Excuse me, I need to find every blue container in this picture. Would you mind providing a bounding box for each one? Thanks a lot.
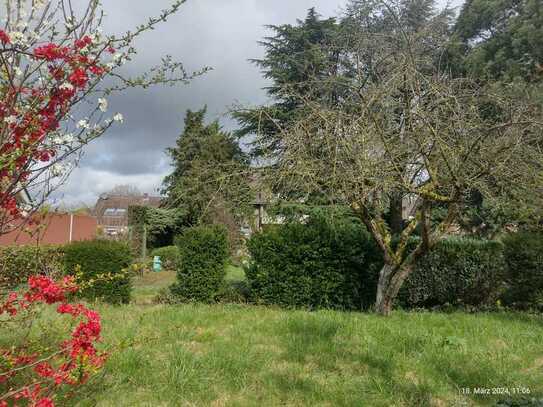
[153,256,162,272]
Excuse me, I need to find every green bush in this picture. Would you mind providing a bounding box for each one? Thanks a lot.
[63,240,133,304]
[502,231,543,310]
[150,246,179,270]
[400,238,507,308]
[246,216,380,310]
[0,245,65,288]
[170,225,229,302]
[216,280,251,303]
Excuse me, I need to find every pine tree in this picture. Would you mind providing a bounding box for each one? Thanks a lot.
[232,8,344,160]
[453,0,543,82]
[163,108,252,229]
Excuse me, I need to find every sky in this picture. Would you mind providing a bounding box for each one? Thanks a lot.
[54,0,463,208]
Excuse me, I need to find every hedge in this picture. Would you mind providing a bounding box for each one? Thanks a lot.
[0,245,65,288]
[400,238,507,308]
[150,246,179,270]
[170,225,229,302]
[63,240,133,304]
[502,231,543,310]
[246,216,380,310]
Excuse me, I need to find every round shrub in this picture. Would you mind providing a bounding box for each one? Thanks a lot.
[170,225,229,302]
[0,245,65,288]
[63,240,133,304]
[150,246,179,270]
[246,216,380,310]
[502,231,543,310]
[400,238,507,308]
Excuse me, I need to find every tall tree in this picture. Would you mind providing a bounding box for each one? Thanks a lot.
[233,8,344,161]
[267,0,543,315]
[453,0,543,82]
[163,108,252,233]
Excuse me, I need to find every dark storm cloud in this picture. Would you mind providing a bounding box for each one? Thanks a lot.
[56,0,462,206]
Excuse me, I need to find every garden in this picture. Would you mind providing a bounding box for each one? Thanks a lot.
[1,0,543,406]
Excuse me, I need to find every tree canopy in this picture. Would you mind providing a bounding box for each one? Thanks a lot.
[453,0,543,82]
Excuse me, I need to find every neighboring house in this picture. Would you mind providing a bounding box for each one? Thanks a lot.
[0,212,97,246]
[93,193,161,237]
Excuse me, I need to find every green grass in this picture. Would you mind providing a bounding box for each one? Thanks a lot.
[5,270,542,406]
[63,271,543,406]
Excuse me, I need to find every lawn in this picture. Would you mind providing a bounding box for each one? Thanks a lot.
[63,270,543,407]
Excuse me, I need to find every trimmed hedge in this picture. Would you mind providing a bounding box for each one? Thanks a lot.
[170,225,229,302]
[150,246,179,270]
[246,217,380,310]
[502,231,543,310]
[400,238,507,308]
[0,245,65,288]
[63,240,133,304]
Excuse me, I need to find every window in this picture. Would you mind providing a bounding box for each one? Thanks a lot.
[103,208,127,216]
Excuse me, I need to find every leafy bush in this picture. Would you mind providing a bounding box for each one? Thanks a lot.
[63,240,133,304]
[170,225,229,302]
[0,275,106,406]
[150,246,179,270]
[502,232,543,310]
[0,245,65,288]
[400,238,507,308]
[246,216,380,310]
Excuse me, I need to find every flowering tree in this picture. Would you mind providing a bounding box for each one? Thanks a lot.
[0,276,105,406]
[0,1,202,404]
[0,0,204,235]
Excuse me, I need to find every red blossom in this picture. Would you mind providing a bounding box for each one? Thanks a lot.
[0,30,10,44]
[68,68,89,88]
[1,276,106,406]
[36,398,55,407]
[74,36,93,49]
[89,65,105,76]
[34,44,69,61]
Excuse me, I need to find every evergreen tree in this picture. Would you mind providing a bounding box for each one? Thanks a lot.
[233,8,344,160]
[162,108,252,231]
[453,0,543,82]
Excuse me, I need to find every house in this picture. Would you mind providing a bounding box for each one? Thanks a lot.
[0,212,97,246]
[93,192,161,237]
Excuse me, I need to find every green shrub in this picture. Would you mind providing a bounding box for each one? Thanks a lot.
[63,240,133,304]
[0,245,65,288]
[246,216,380,310]
[170,225,229,303]
[400,238,507,308]
[150,246,179,270]
[216,280,251,303]
[502,231,543,310]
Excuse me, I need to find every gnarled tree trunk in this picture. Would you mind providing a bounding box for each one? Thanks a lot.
[375,262,414,316]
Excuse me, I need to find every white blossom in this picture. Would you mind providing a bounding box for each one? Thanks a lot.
[77,119,90,129]
[50,163,65,177]
[98,98,108,112]
[4,116,17,125]
[63,133,74,144]
[8,31,27,46]
[59,82,74,91]
[113,113,124,123]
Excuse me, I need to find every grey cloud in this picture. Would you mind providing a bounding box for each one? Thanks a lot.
[56,0,462,206]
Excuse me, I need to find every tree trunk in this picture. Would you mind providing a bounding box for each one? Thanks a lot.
[389,193,404,236]
[375,262,414,316]
[375,263,396,316]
